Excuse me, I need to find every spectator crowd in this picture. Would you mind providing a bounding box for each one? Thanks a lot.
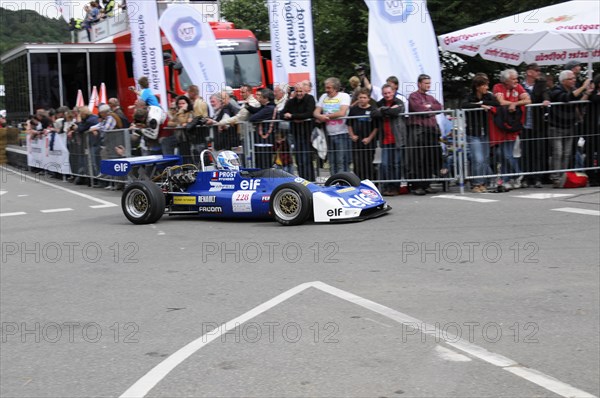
[22,60,600,193]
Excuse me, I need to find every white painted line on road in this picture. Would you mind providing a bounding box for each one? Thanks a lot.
[0,190,6,196]
[120,281,597,398]
[506,367,597,398]
[40,208,73,213]
[18,195,28,197]
[0,212,27,217]
[311,281,596,398]
[435,345,471,362]
[432,194,498,203]
[552,207,600,217]
[0,165,118,208]
[119,282,315,398]
[512,193,573,200]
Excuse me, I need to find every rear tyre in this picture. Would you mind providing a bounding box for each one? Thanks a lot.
[122,181,165,224]
[270,183,312,226]
[325,172,362,187]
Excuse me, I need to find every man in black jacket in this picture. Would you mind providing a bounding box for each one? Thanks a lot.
[548,70,592,186]
[282,82,316,180]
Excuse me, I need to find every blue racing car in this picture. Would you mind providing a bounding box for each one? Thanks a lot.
[100,150,391,226]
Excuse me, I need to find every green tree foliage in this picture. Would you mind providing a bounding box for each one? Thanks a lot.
[0,8,71,87]
[220,0,270,41]
[0,8,70,54]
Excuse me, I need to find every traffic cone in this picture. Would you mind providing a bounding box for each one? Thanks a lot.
[88,86,99,114]
[76,89,85,108]
[99,82,108,105]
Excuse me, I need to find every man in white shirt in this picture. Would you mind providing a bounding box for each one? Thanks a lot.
[314,77,351,174]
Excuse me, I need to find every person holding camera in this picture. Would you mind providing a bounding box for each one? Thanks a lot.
[354,63,373,95]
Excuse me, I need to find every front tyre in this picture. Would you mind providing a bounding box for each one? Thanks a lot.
[122,181,165,224]
[270,183,312,226]
[325,172,362,187]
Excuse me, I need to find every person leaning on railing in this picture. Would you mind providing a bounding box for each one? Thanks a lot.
[407,74,443,196]
[281,81,316,180]
[548,70,593,187]
[461,73,500,193]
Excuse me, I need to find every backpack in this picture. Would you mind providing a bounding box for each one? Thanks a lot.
[493,105,523,133]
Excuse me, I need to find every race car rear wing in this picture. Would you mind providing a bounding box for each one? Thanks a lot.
[101,155,182,177]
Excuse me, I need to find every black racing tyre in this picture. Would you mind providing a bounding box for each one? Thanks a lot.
[121,181,165,224]
[324,172,362,187]
[270,183,312,226]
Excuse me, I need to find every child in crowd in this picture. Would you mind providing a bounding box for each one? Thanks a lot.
[273,131,293,174]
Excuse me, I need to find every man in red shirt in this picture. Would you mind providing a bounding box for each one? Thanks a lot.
[492,68,531,189]
[408,74,443,195]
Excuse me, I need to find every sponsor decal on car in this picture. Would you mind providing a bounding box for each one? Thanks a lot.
[336,193,377,208]
[232,190,254,212]
[240,179,261,190]
[198,195,216,203]
[211,171,236,181]
[336,187,356,193]
[261,195,270,202]
[327,208,343,217]
[209,181,235,192]
[360,188,380,199]
[198,206,223,213]
[173,196,197,205]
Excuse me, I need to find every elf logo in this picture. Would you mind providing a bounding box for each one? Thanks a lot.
[337,193,376,208]
[327,208,343,217]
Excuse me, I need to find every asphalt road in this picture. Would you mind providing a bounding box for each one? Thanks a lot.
[1,165,599,398]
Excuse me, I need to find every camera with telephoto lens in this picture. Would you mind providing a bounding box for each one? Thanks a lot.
[354,62,367,76]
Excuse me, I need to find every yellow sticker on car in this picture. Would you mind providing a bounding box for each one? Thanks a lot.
[173,196,197,205]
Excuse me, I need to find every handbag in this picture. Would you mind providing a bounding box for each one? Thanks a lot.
[311,127,327,160]
[372,143,382,164]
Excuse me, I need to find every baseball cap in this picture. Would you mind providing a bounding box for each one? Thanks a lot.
[565,60,581,70]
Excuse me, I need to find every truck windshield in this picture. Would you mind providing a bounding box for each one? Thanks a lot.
[178,52,262,91]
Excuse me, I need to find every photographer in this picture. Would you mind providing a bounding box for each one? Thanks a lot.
[354,63,373,94]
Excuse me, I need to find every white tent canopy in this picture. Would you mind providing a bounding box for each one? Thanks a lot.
[438,0,599,70]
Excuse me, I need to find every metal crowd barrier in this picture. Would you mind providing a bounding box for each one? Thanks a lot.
[458,100,600,192]
[20,100,600,192]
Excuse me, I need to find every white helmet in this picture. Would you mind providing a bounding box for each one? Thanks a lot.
[217,150,241,171]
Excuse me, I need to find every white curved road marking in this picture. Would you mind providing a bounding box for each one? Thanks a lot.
[120,281,597,398]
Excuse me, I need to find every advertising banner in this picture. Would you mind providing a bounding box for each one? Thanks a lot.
[365,0,443,103]
[267,0,317,95]
[159,5,226,104]
[128,0,168,109]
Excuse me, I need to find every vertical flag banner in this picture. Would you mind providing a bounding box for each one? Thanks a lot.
[267,0,317,95]
[159,5,226,104]
[128,0,168,110]
[365,0,443,103]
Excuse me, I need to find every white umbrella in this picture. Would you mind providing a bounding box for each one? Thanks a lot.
[438,0,600,75]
